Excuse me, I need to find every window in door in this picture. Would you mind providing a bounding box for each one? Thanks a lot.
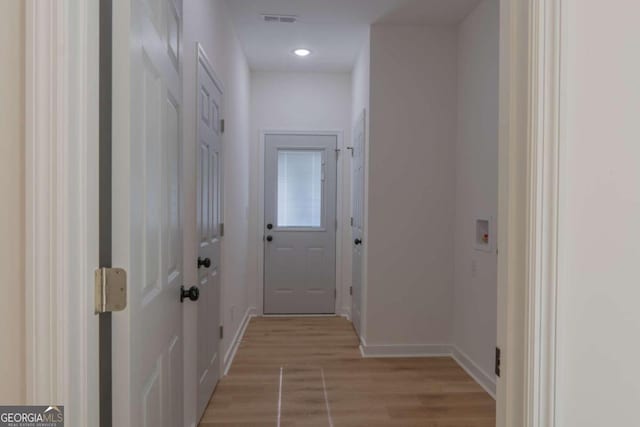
[276,149,323,228]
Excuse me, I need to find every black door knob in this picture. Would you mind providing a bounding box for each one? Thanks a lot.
[267,223,273,230]
[354,238,362,245]
[180,285,199,303]
[197,257,211,269]
[266,235,273,242]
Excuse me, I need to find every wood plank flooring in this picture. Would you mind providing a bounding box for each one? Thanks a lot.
[199,317,495,427]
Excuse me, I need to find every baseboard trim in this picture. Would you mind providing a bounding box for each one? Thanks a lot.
[358,336,366,357]
[223,306,256,376]
[360,342,452,358]
[262,313,336,317]
[451,346,496,399]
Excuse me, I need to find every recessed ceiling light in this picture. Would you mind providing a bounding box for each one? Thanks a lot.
[293,48,311,57]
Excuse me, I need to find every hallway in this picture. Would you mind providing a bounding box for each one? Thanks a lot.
[199,317,495,426]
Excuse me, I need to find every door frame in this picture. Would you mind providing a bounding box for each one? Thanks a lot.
[256,130,346,317]
[24,0,562,425]
[496,0,562,426]
[24,0,100,425]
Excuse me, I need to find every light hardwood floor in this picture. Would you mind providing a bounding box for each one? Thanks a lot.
[199,317,495,427]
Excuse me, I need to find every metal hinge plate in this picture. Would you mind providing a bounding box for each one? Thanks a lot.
[350,286,353,296]
[220,222,224,237]
[95,268,127,314]
[220,119,225,133]
[495,347,501,377]
[220,325,224,339]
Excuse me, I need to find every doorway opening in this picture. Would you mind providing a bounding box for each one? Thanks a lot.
[25,0,556,426]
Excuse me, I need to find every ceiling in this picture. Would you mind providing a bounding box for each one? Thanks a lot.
[224,0,482,72]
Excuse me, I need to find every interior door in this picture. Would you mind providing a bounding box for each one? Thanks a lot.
[264,134,338,314]
[196,47,223,419]
[351,111,366,336]
[111,0,184,426]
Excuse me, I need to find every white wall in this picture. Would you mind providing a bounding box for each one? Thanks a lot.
[0,0,25,405]
[452,0,499,392]
[351,34,371,337]
[556,1,640,425]
[248,71,353,315]
[182,1,251,425]
[352,36,370,125]
[365,24,458,346]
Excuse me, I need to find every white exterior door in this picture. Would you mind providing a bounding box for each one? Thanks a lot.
[264,134,338,314]
[112,0,184,426]
[195,48,223,419]
[351,112,365,336]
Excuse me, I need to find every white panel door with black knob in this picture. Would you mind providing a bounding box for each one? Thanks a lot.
[351,111,366,336]
[264,133,338,314]
[111,0,184,425]
[195,46,223,420]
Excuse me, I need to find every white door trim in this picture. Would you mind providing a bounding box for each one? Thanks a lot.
[25,0,99,424]
[25,0,65,405]
[525,0,563,425]
[497,0,562,426]
[256,130,346,317]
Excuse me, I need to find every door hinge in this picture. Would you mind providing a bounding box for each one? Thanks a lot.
[495,347,501,377]
[220,119,225,134]
[350,286,353,296]
[350,217,354,227]
[220,325,224,340]
[220,222,224,237]
[94,268,127,314]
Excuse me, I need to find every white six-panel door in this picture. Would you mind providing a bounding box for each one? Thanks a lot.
[264,134,338,314]
[195,46,223,420]
[112,0,184,426]
[351,112,365,336]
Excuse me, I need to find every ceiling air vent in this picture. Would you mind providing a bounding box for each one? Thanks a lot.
[262,14,297,24]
